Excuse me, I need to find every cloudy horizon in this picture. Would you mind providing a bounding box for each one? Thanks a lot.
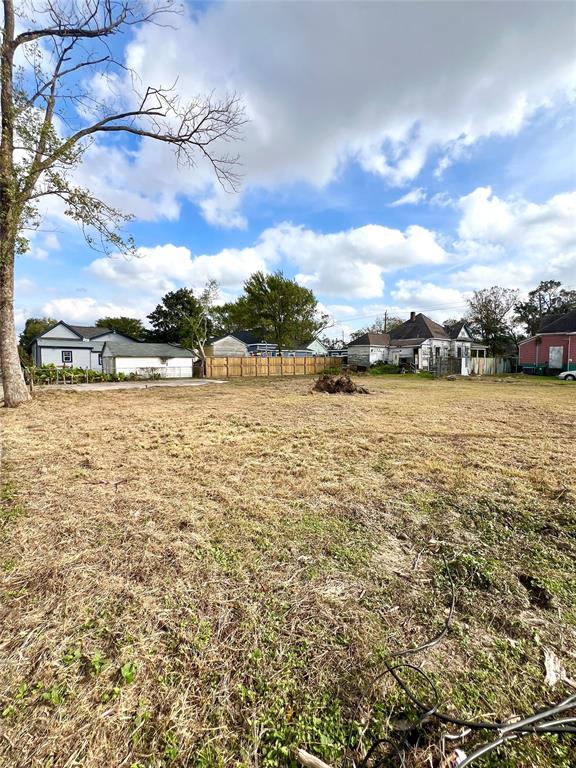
[14,0,576,339]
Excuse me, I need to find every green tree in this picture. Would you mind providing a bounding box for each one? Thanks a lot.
[232,271,329,351]
[513,280,576,336]
[18,316,56,362]
[147,288,204,344]
[466,286,519,355]
[96,317,145,340]
[211,296,258,337]
[0,0,244,407]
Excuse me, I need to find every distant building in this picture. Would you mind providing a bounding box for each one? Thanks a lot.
[518,311,576,371]
[30,322,134,371]
[347,313,488,370]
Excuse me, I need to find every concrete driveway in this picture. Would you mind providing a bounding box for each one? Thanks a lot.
[39,378,228,393]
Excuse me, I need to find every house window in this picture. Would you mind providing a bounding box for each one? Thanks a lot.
[434,346,441,358]
[98,353,102,365]
[457,346,462,358]
[62,350,73,364]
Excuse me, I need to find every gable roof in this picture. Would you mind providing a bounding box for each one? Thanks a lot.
[538,310,576,334]
[68,324,112,339]
[36,321,136,342]
[444,321,473,340]
[208,330,263,346]
[229,330,262,345]
[103,340,194,358]
[295,337,328,350]
[389,313,450,341]
[36,339,106,351]
[348,332,390,347]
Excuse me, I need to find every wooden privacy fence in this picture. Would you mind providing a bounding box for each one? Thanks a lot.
[205,355,341,379]
[468,357,512,375]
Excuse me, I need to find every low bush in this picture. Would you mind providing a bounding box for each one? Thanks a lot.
[28,365,126,385]
[369,362,400,375]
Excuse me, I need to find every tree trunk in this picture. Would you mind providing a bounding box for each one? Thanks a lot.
[0,243,30,406]
[1,0,31,406]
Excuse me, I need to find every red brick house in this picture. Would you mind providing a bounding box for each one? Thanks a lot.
[518,311,576,371]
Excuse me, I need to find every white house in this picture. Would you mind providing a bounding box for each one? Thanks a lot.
[102,339,195,377]
[288,338,329,357]
[347,314,488,372]
[347,333,391,367]
[31,322,134,371]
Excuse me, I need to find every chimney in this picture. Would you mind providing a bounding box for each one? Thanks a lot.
[410,311,416,322]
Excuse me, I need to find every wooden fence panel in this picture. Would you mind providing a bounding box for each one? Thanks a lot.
[469,357,511,375]
[205,356,340,379]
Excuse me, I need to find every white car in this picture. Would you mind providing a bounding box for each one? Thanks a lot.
[558,370,576,381]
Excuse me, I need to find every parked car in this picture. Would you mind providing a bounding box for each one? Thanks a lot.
[558,370,576,381]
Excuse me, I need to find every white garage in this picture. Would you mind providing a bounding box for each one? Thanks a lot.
[102,340,195,378]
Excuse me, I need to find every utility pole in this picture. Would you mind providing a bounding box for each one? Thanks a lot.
[384,310,388,332]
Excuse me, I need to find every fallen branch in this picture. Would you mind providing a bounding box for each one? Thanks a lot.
[294,748,334,768]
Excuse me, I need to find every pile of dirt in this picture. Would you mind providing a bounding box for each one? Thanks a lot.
[312,373,370,394]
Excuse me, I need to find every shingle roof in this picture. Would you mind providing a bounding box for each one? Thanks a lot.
[68,324,111,339]
[37,339,105,351]
[389,313,450,341]
[208,330,263,345]
[232,330,262,344]
[103,341,193,358]
[444,321,469,339]
[348,332,391,346]
[539,311,576,334]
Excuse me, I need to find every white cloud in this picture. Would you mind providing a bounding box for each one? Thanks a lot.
[454,187,576,289]
[391,280,468,317]
[41,297,148,323]
[389,188,427,207]
[15,277,36,293]
[88,242,270,294]
[276,223,447,298]
[87,221,448,302]
[199,196,248,230]
[53,1,574,228]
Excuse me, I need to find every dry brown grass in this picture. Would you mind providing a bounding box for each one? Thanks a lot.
[1,375,575,768]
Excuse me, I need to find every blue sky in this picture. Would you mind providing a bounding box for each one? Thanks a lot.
[14,1,576,338]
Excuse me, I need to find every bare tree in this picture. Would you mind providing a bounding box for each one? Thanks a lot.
[180,279,218,378]
[0,0,244,406]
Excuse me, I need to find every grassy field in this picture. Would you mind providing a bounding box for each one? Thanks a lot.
[1,375,575,768]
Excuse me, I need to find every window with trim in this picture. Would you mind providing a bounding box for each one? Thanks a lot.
[62,350,73,364]
[98,353,102,365]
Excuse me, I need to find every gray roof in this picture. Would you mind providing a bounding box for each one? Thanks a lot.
[68,324,111,339]
[389,313,449,341]
[539,311,576,334]
[208,330,262,345]
[348,332,391,347]
[389,338,426,348]
[444,321,474,339]
[36,339,105,351]
[103,340,193,358]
